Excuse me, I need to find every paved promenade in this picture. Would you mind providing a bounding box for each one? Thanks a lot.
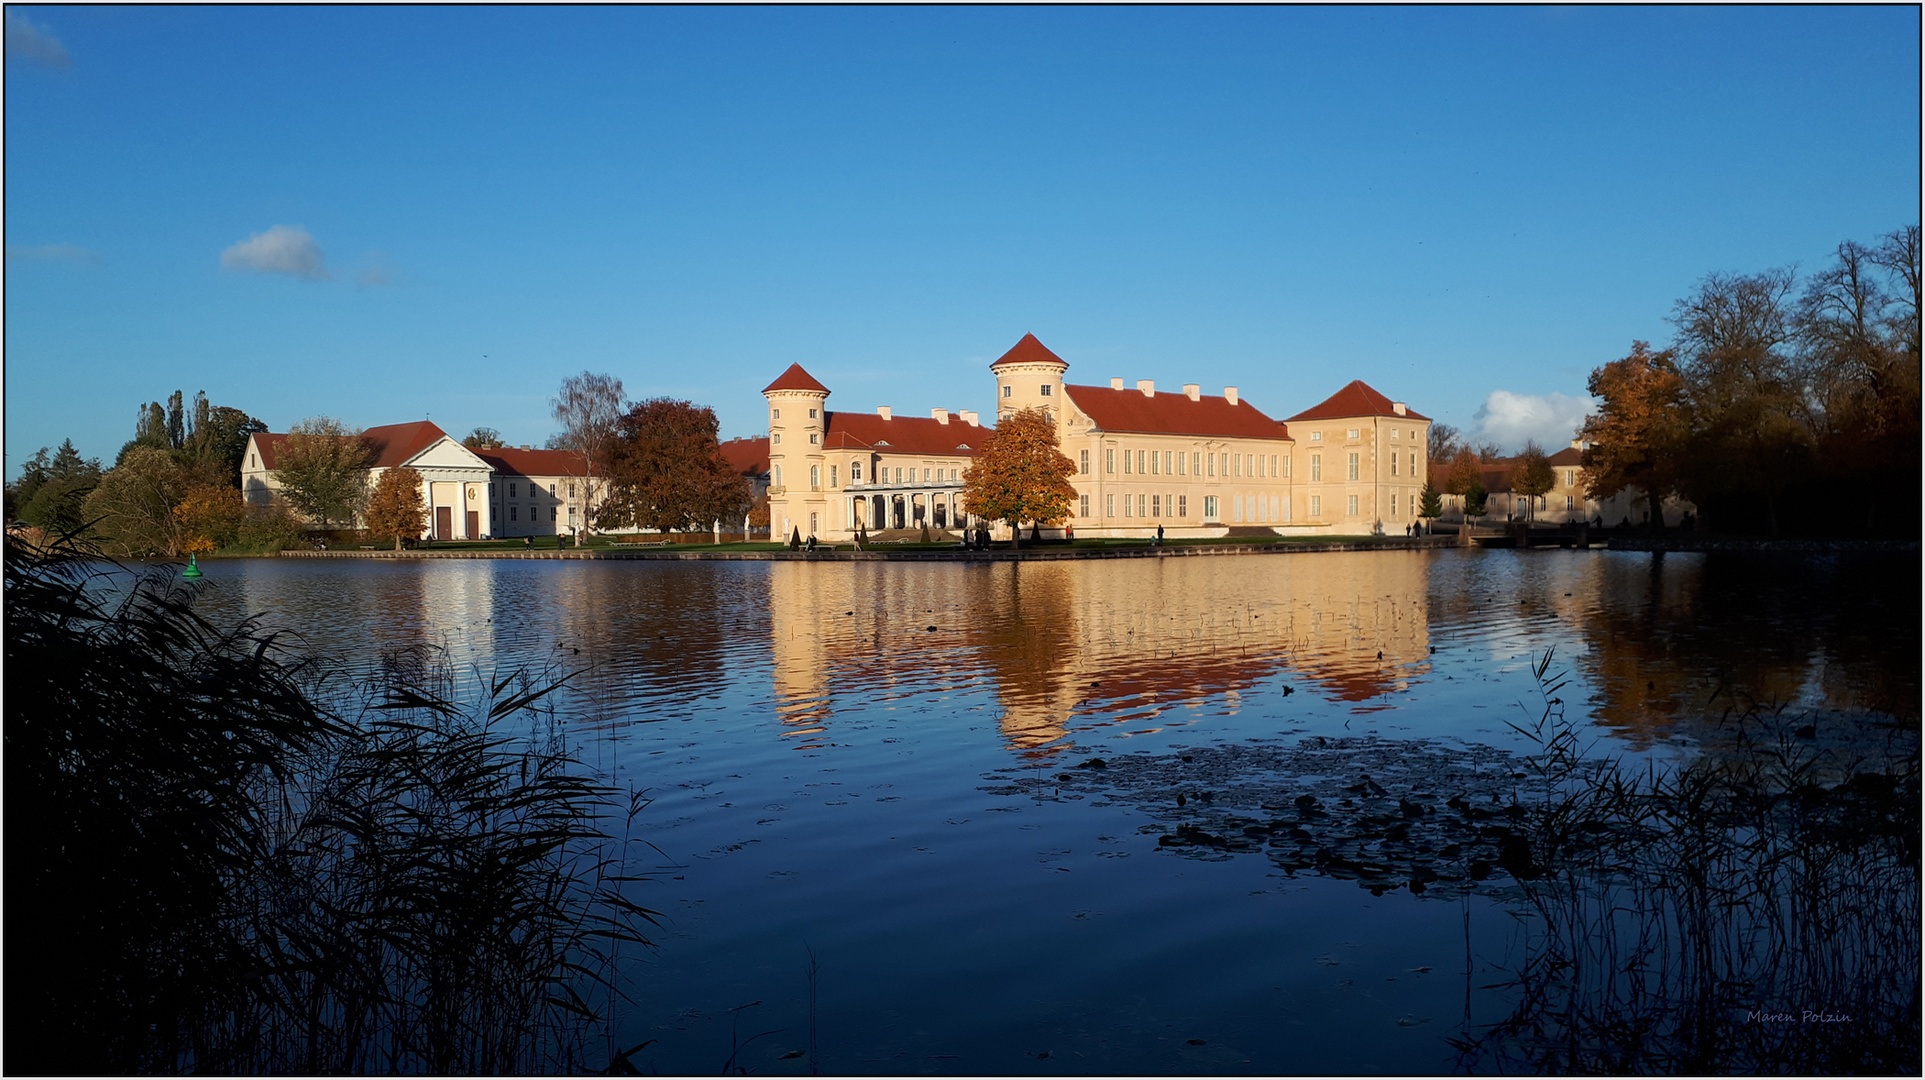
[279,535,1460,562]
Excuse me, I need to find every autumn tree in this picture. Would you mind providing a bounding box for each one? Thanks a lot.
[1578,341,1687,506]
[550,372,625,536]
[598,398,750,533]
[463,426,507,449]
[1509,441,1555,523]
[959,408,1076,549]
[1444,447,1482,498]
[364,467,427,550]
[172,484,246,554]
[1473,439,1506,463]
[83,446,192,556]
[271,417,372,528]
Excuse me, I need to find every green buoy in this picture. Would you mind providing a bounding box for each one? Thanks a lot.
[182,554,203,579]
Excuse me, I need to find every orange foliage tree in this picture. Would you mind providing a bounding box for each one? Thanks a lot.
[1578,341,1687,506]
[172,484,246,554]
[364,467,427,550]
[959,408,1076,548]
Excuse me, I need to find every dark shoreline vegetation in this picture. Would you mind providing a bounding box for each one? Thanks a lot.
[993,652,1921,1072]
[5,534,656,1074]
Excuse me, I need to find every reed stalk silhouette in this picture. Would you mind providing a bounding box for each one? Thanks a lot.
[6,532,657,1074]
[1450,649,1920,1072]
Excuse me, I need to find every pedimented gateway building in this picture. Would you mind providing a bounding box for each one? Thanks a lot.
[765,334,1431,542]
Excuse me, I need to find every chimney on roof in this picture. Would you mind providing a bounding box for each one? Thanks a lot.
[1110,377,1125,390]
[932,407,950,424]
[1224,387,1239,406]
[1393,402,1407,416]
[1137,380,1155,397]
[877,406,892,420]
[958,410,979,426]
[521,445,531,451]
[1183,384,1200,401]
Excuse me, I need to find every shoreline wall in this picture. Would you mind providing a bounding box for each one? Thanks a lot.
[274,536,1461,562]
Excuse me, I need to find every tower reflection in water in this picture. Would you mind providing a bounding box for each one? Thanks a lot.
[767,556,1434,754]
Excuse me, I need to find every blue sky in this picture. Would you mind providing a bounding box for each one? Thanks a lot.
[6,5,1919,471]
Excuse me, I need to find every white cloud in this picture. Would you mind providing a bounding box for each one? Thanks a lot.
[6,242,104,266]
[1472,390,1595,454]
[6,11,71,68]
[220,225,329,281]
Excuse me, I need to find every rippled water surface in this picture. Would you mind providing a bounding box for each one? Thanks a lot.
[186,548,1917,1074]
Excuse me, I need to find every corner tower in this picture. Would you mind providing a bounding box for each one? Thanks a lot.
[990,333,1070,421]
[762,363,830,540]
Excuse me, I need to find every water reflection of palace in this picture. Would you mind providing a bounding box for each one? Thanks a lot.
[767,555,1435,753]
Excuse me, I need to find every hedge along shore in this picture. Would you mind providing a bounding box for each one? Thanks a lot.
[277,535,1460,562]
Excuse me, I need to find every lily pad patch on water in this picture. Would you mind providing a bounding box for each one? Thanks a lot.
[980,736,1575,899]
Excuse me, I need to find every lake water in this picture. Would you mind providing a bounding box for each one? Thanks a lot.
[185,548,1918,1074]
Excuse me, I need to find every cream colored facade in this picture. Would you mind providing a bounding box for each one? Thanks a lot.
[764,364,988,542]
[242,423,496,540]
[764,335,1432,542]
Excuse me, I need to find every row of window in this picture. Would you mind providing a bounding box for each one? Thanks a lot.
[1077,492,1299,523]
[494,481,579,500]
[1305,426,1421,442]
[1086,448,1289,479]
[494,504,575,522]
[771,463,964,490]
[1075,447,1422,482]
[768,407,821,420]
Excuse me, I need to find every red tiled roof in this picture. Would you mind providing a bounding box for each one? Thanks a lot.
[820,411,988,456]
[250,420,452,471]
[475,447,591,477]
[990,332,1069,369]
[720,436,770,476]
[1426,459,1516,494]
[763,363,830,394]
[363,421,451,467]
[1547,446,1584,466]
[1062,384,1291,441]
[1287,380,1429,422]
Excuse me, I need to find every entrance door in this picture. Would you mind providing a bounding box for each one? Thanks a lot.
[465,510,478,539]
[436,506,452,539]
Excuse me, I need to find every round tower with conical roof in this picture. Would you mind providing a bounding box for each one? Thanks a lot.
[762,363,830,540]
[990,333,1069,421]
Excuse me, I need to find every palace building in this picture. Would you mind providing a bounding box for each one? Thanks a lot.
[765,334,1432,542]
